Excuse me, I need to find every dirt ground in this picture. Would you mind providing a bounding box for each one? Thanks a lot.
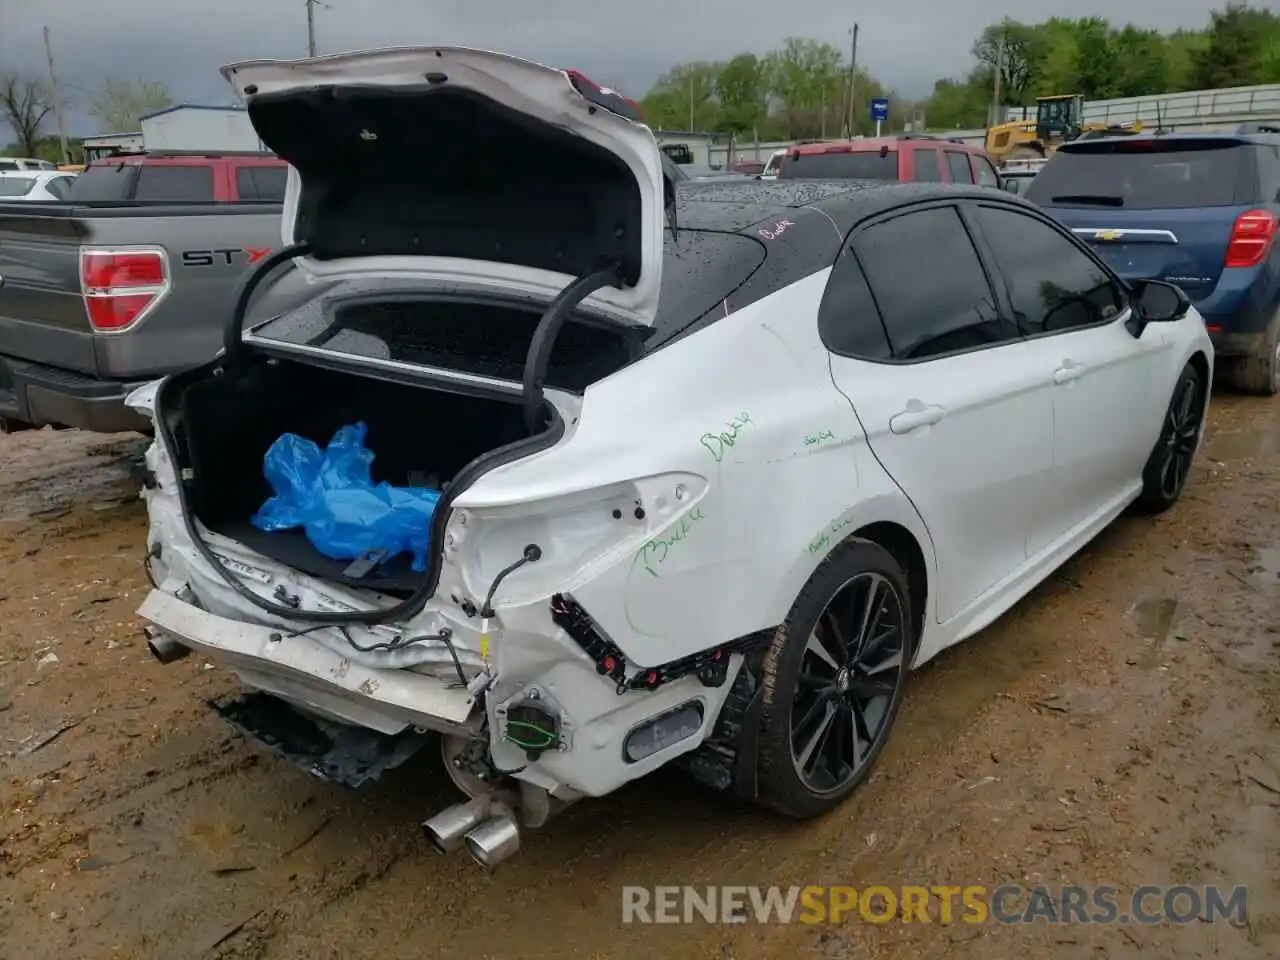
[0,393,1276,960]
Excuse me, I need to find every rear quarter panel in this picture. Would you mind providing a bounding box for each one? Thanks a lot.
[458,269,934,667]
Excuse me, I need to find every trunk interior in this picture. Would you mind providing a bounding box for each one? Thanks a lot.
[168,357,538,594]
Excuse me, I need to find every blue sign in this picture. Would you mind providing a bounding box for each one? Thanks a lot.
[870,97,890,122]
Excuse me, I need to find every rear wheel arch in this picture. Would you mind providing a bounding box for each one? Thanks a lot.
[850,521,929,642]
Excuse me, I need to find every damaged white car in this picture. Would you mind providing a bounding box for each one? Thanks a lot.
[131,47,1214,869]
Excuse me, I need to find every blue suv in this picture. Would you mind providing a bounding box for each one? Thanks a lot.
[1027,132,1280,394]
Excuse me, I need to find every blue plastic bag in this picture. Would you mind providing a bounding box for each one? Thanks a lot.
[251,422,441,571]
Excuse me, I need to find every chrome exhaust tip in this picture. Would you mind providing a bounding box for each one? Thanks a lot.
[463,814,520,868]
[422,800,488,854]
[144,626,189,664]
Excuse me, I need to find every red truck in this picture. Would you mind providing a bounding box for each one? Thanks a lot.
[68,151,289,203]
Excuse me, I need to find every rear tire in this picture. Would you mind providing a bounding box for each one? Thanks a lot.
[754,538,915,820]
[1135,362,1206,514]
[1223,313,1280,396]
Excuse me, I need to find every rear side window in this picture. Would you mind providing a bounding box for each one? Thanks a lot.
[0,159,18,172]
[818,248,892,359]
[779,150,898,180]
[134,165,215,202]
[0,177,35,197]
[1027,140,1251,209]
[852,206,1012,360]
[914,148,943,182]
[946,152,974,183]
[974,156,1000,188]
[236,165,288,201]
[45,177,73,200]
[68,163,138,201]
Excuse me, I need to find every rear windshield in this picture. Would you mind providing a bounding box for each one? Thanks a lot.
[68,163,139,201]
[0,177,35,197]
[1027,140,1251,209]
[778,150,898,180]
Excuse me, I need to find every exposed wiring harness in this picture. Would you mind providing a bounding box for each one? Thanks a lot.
[503,719,557,751]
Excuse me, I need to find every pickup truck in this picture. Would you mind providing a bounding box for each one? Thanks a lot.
[0,152,294,434]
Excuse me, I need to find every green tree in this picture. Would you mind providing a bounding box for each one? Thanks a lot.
[1193,3,1280,88]
[763,38,844,138]
[714,54,768,135]
[973,19,1039,106]
[640,62,719,132]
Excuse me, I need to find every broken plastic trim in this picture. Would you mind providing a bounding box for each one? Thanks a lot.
[522,264,623,435]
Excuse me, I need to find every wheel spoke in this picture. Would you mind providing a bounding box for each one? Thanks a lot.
[793,688,836,737]
[861,649,903,676]
[795,700,837,775]
[805,632,840,673]
[853,575,885,658]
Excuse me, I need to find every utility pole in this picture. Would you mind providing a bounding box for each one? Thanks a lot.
[846,25,859,138]
[42,27,70,165]
[305,0,318,56]
[688,75,694,131]
[990,35,1005,127]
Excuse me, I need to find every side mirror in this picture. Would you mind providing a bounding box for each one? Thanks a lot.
[1132,279,1190,322]
[1002,179,1019,193]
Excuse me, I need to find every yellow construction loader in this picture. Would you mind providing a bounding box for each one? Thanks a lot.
[986,94,1144,165]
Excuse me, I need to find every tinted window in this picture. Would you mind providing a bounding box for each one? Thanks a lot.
[0,160,18,171]
[914,148,943,182]
[236,165,288,201]
[44,177,73,200]
[818,248,893,359]
[853,206,1012,359]
[134,165,214,201]
[1027,141,1249,209]
[67,163,138,201]
[1253,143,1280,203]
[946,152,974,183]
[974,205,1125,335]
[0,177,35,197]
[974,156,1000,188]
[778,150,898,180]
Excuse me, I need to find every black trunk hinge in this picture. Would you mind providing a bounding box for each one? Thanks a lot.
[222,242,312,365]
[521,264,623,436]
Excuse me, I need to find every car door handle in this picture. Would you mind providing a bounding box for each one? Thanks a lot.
[889,403,945,434]
[1053,362,1085,384]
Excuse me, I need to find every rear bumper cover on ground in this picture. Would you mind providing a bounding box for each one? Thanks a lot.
[0,355,152,433]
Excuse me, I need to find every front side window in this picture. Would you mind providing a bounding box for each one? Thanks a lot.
[913,148,943,182]
[946,151,974,184]
[974,156,1000,188]
[852,205,1014,360]
[973,204,1125,335]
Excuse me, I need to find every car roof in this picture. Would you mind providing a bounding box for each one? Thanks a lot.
[789,136,984,157]
[676,179,1035,241]
[1061,131,1280,150]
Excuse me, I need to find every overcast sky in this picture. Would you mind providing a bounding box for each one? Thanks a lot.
[2,0,1223,138]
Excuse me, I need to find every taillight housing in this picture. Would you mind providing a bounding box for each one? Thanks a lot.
[79,247,170,331]
[564,69,641,121]
[1224,210,1278,269]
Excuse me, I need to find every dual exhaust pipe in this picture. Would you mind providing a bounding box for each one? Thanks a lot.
[423,798,521,868]
[144,626,190,664]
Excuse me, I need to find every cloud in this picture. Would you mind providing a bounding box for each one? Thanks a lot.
[1,0,1222,138]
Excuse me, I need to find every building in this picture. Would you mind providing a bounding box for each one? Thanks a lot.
[138,104,268,154]
[653,131,723,167]
[80,131,145,162]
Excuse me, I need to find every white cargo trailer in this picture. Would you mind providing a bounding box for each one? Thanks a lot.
[139,104,268,153]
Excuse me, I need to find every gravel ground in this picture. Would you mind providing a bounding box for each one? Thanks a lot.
[0,392,1276,960]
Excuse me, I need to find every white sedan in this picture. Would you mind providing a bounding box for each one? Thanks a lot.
[129,47,1213,868]
[0,170,77,201]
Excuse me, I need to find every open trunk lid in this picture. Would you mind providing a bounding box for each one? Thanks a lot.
[1027,136,1260,302]
[222,47,668,328]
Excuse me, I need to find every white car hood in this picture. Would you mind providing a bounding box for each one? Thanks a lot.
[222,47,668,328]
